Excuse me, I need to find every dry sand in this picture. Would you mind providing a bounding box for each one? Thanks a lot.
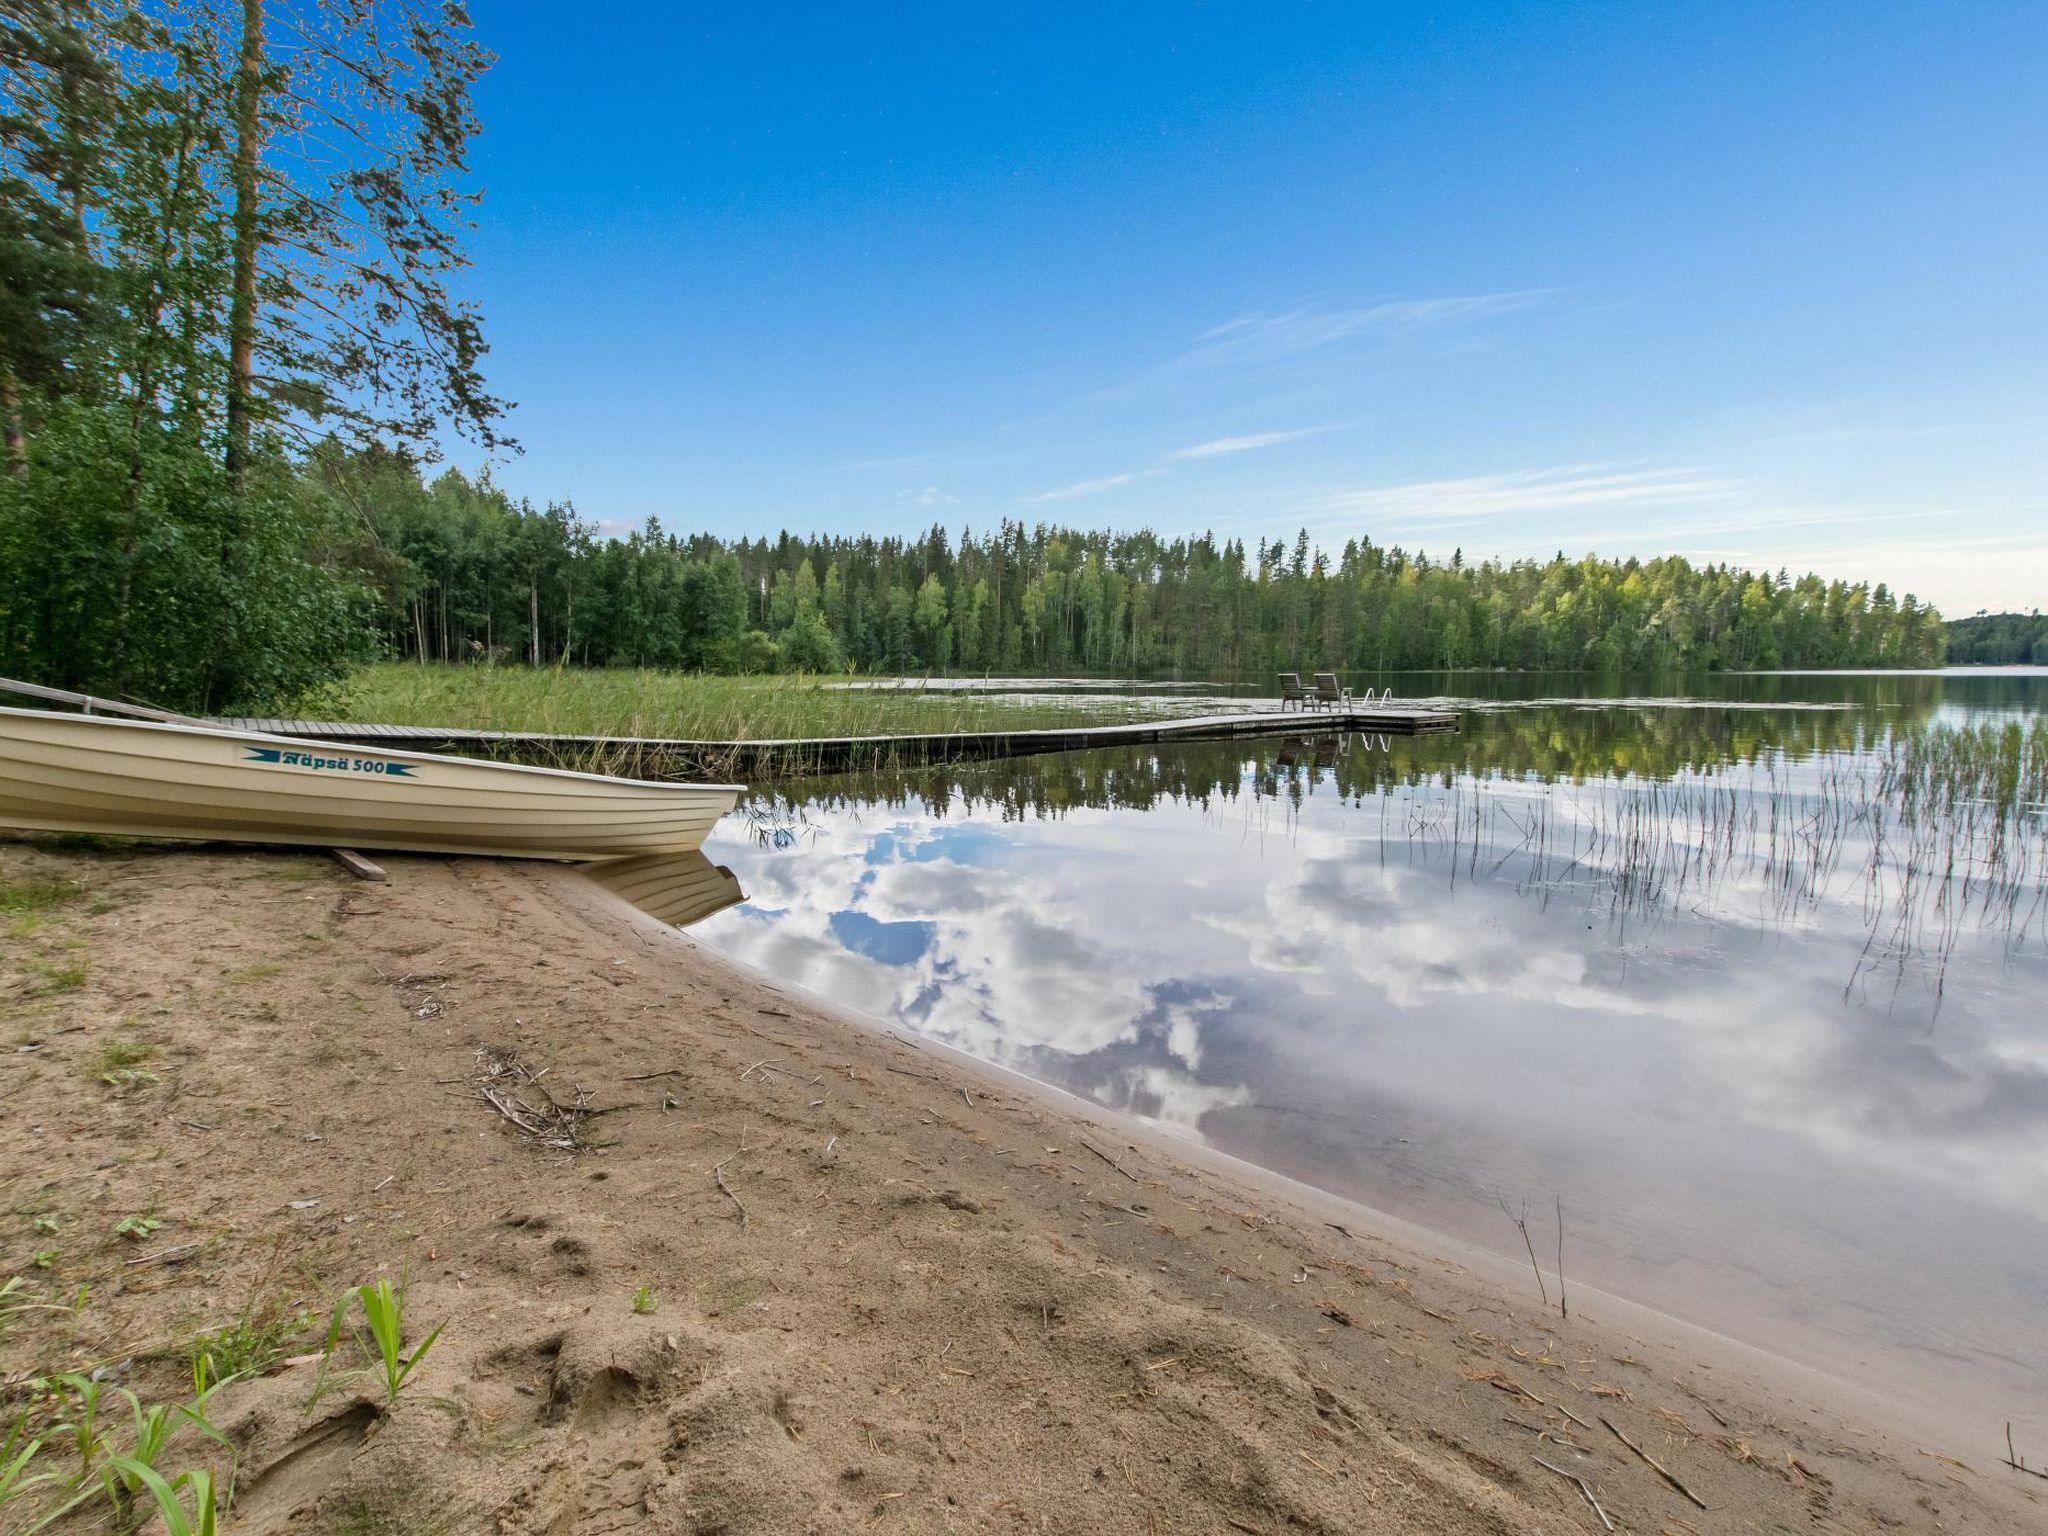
[1,837,2041,1534]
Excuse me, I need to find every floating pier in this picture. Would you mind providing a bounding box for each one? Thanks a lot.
[216,704,1459,777]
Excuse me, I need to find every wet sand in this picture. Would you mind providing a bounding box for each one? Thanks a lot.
[1,838,2041,1533]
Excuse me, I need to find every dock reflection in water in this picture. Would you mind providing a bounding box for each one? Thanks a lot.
[657,687,2048,1441]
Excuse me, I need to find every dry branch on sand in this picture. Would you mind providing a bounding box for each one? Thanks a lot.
[470,1045,593,1151]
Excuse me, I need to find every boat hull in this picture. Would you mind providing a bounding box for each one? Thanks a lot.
[0,707,741,860]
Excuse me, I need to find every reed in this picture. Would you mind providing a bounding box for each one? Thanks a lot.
[330,663,1204,743]
[1368,721,2048,1004]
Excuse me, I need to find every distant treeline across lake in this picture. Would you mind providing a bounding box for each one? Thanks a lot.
[0,439,1967,713]
[324,455,1944,680]
[1943,611,2048,664]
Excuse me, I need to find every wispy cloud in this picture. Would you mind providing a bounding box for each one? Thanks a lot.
[1177,291,1550,369]
[1169,426,1330,460]
[1024,424,1333,503]
[896,485,958,508]
[1309,464,1743,530]
[1021,468,1162,504]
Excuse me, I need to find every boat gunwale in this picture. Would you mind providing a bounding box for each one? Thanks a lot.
[0,705,746,795]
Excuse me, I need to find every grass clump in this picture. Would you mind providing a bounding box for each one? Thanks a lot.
[1,1414,56,1516]
[0,875,80,939]
[25,1373,234,1535]
[631,1284,658,1316]
[323,1277,445,1407]
[27,957,87,996]
[92,1037,158,1088]
[190,1310,312,1393]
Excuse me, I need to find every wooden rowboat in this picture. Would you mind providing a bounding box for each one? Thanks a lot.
[0,704,741,860]
[584,851,747,928]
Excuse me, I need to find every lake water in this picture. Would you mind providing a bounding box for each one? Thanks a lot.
[638,670,2048,1438]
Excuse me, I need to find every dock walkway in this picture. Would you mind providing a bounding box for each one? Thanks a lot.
[216,704,1459,777]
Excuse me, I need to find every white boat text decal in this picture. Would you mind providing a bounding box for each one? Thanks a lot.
[244,746,417,778]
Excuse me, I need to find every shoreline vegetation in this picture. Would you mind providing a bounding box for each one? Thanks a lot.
[327,664,1220,743]
[3,840,2043,1534]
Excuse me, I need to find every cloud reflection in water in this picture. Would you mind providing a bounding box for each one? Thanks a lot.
[678,728,2048,1427]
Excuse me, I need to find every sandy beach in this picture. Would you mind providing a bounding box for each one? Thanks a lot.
[2,837,2040,1534]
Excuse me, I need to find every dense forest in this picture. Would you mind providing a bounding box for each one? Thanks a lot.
[325,453,1946,680]
[0,2,1948,713]
[1944,612,2048,665]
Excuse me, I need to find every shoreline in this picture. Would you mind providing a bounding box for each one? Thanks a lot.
[2,838,2039,1532]
[655,875,2021,1464]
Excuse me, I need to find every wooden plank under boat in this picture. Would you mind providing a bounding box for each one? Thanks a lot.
[583,851,746,928]
[0,705,742,860]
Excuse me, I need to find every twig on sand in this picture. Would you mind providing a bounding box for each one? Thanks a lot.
[713,1154,749,1229]
[1551,1400,1594,1431]
[1494,1191,1549,1309]
[1602,1415,1709,1510]
[472,1047,590,1151]
[1533,1457,1614,1531]
[2007,1423,2048,1481]
[623,1067,684,1082]
[1555,1196,1569,1321]
[124,1242,202,1269]
[1224,1519,1271,1536]
[1080,1139,1140,1183]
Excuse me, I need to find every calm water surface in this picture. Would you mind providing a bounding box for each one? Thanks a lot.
[664,671,2048,1435]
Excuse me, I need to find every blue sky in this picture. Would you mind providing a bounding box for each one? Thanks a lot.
[461,2,2047,615]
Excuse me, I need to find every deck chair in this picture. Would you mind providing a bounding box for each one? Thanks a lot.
[1312,673,1350,711]
[1276,672,1307,711]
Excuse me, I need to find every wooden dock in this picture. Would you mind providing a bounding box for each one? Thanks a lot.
[215,704,1459,778]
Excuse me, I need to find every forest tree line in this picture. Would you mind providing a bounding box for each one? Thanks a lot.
[332,452,1946,681]
[1943,612,2048,665]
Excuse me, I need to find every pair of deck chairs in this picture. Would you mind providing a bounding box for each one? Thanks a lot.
[1277,673,1393,711]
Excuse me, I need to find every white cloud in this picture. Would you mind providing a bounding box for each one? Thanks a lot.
[1023,426,1331,506]
[1170,426,1330,460]
[1308,463,1744,530]
[1179,291,1549,368]
[1022,467,1162,503]
[896,485,958,507]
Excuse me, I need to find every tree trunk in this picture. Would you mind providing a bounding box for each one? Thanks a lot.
[530,580,540,666]
[0,367,23,473]
[223,0,266,489]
